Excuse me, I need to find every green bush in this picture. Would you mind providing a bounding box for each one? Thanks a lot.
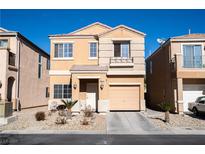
[159,102,174,112]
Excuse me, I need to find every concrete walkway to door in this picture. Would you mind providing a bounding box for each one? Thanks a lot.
[107,112,171,134]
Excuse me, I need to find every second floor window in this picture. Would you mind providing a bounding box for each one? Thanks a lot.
[0,39,8,48]
[183,44,202,68]
[38,54,42,79]
[150,61,152,74]
[114,42,130,58]
[89,42,97,57]
[8,52,15,66]
[46,59,50,70]
[54,43,73,58]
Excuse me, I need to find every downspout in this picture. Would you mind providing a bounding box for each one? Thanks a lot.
[15,34,20,111]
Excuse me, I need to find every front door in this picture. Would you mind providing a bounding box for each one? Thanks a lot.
[86,83,97,111]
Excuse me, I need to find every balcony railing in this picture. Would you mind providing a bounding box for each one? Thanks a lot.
[8,52,16,66]
[109,57,134,67]
[183,56,205,68]
[110,57,134,63]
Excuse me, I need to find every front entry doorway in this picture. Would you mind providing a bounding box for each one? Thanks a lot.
[86,83,98,111]
[79,79,98,112]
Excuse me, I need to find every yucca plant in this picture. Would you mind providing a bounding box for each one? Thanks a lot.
[61,99,78,113]
[159,102,174,123]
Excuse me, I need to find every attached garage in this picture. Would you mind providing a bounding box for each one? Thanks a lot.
[183,84,205,112]
[109,85,140,111]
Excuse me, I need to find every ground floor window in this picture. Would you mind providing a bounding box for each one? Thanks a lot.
[54,84,71,99]
[46,87,50,98]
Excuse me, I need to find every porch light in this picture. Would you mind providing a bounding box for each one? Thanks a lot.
[73,83,77,89]
[100,80,104,90]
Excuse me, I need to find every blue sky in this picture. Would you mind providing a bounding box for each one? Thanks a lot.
[1,9,205,57]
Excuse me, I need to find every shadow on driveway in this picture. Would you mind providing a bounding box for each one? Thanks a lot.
[185,112,205,120]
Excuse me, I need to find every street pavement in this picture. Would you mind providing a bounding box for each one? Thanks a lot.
[1,134,205,145]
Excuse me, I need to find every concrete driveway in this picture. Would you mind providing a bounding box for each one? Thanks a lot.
[107,112,163,134]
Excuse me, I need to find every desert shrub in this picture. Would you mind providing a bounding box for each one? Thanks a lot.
[55,117,67,124]
[58,110,67,117]
[80,117,89,125]
[56,104,66,110]
[48,111,52,116]
[82,105,94,117]
[35,111,45,121]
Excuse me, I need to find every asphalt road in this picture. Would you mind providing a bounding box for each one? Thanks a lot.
[1,134,205,145]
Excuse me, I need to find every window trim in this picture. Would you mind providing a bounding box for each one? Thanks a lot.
[54,43,74,59]
[181,43,204,68]
[89,42,98,58]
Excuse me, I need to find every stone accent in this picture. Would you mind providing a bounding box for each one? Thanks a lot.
[98,100,109,112]
[140,99,146,111]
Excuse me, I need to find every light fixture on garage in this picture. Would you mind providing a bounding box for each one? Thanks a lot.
[73,83,77,89]
[100,80,104,90]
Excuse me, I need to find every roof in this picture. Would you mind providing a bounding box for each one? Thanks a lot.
[70,65,108,71]
[49,22,145,37]
[68,22,112,35]
[0,27,11,32]
[172,33,205,39]
[99,25,146,37]
[0,27,49,57]
[49,22,112,37]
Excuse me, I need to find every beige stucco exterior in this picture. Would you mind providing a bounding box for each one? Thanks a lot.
[0,29,50,112]
[146,35,205,114]
[49,22,145,112]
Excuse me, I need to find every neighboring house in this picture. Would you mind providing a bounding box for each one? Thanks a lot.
[48,22,146,112]
[146,34,205,114]
[0,27,50,113]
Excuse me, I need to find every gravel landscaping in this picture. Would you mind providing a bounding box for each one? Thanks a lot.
[143,108,205,130]
[0,106,106,131]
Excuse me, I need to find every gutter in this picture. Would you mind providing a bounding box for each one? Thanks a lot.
[15,35,20,111]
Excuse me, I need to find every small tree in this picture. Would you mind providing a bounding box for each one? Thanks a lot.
[159,102,174,123]
[61,100,78,119]
[61,100,78,113]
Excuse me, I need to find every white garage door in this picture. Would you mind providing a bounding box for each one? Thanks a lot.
[183,84,205,112]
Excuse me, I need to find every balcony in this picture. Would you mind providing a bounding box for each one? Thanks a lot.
[172,54,205,78]
[109,57,134,67]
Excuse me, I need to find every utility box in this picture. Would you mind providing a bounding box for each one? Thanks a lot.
[0,100,13,118]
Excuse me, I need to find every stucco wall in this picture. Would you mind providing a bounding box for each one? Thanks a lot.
[0,36,17,103]
[146,42,175,110]
[99,27,145,74]
[18,38,49,108]
[50,38,98,70]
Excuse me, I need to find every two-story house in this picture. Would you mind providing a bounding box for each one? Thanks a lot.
[0,27,50,122]
[48,22,146,112]
[146,34,205,114]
